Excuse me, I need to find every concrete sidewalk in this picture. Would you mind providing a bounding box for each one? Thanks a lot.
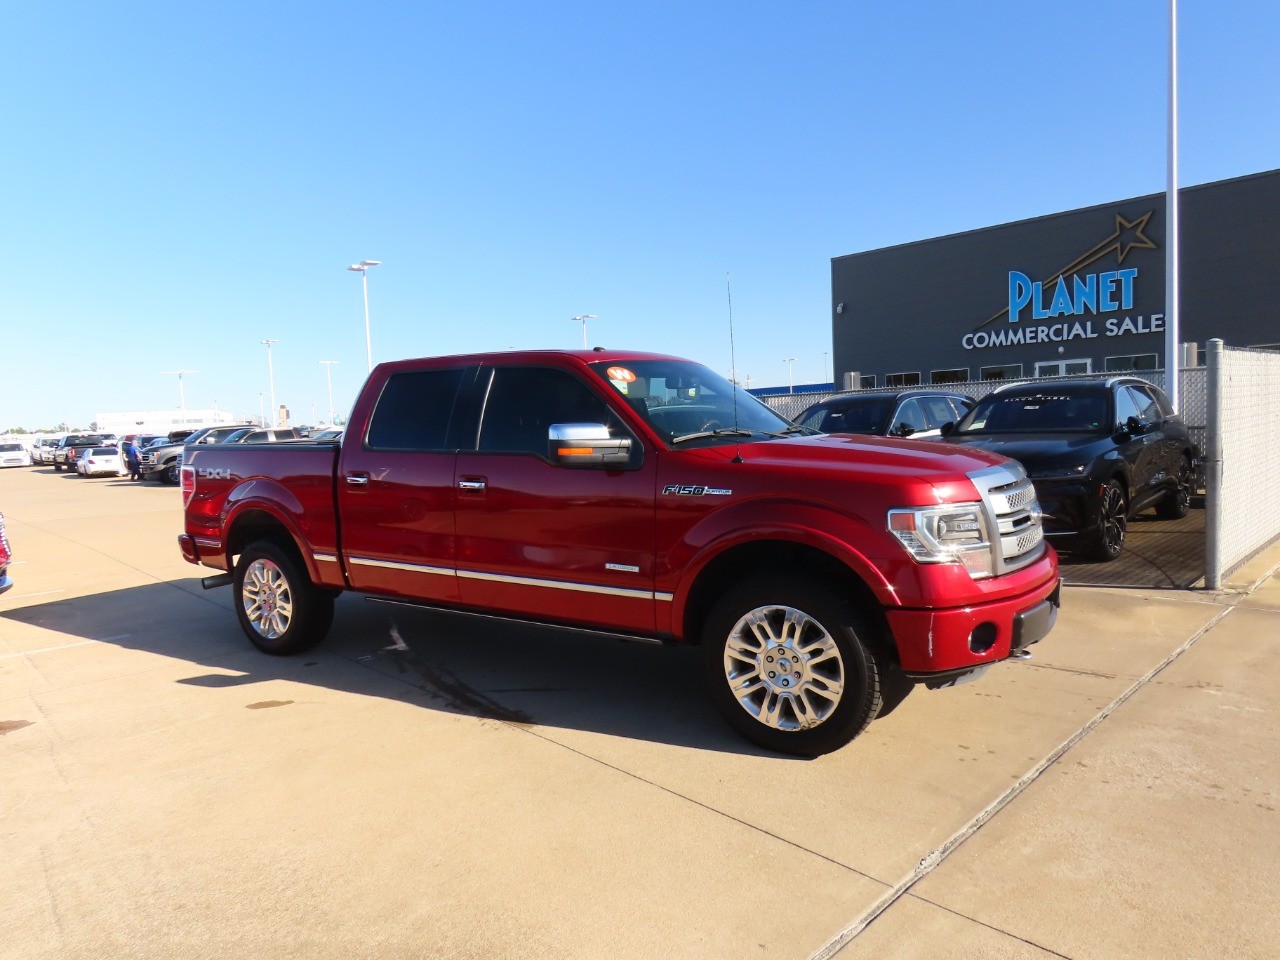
[1,466,1277,959]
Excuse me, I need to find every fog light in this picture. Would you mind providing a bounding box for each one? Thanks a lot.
[969,622,998,654]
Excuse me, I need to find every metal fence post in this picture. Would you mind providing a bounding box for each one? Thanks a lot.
[1204,338,1224,589]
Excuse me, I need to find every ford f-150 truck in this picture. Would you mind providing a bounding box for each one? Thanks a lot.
[180,350,1060,755]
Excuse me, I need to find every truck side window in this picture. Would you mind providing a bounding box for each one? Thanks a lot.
[366,369,466,451]
[478,367,612,456]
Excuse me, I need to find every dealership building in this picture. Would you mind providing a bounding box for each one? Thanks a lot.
[829,169,1279,390]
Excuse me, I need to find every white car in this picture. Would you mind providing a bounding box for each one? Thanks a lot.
[0,443,33,468]
[76,447,126,477]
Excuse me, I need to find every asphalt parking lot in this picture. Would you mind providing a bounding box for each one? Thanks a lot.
[2,467,1277,959]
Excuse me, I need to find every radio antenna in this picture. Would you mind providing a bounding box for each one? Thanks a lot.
[727,273,743,463]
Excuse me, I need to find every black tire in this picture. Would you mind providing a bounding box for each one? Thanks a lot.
[233,540,333,655]
[53,463,62,472]
[1156,455,1193,520]
[1079,479,1127,562]
[701,576,884,757]
[163,461,180,485]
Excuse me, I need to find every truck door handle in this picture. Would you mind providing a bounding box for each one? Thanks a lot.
[458,478,487,491]
[345,473,370,487]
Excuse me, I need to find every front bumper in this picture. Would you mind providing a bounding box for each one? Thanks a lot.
[887,574,1062,676]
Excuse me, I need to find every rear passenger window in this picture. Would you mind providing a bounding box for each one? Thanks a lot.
[1129,384,1167,421]
[1114,386,1143,426]
[1124,386,1160,424]
[367,369,465,451]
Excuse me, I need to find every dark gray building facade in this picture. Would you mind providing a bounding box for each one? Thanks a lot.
[831,169,1280,388]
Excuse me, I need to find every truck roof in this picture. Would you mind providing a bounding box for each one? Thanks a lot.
[372,349,686,373]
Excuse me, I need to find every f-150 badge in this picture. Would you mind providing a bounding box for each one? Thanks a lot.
[662,484,732,497]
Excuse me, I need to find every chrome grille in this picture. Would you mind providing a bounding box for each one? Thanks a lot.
[968,464,1046,576]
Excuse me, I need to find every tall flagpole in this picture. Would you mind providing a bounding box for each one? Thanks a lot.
[1164,0,1181,412]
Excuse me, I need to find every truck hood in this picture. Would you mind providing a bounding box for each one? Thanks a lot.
[698,433,1013,484]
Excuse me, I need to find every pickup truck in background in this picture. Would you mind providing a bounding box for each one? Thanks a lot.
[140,423,256,484]
[180,350,1061,756]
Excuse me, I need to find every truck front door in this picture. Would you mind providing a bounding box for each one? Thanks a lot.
[453,364,659,634]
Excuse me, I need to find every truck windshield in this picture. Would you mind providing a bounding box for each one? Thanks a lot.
[588,359,803,446]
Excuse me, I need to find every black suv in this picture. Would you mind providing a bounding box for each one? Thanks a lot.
[942,378,1195,562]
[795,389,974,439]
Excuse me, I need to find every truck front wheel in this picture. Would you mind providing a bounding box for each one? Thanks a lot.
[702,577,884,757]
[233,541,333,655]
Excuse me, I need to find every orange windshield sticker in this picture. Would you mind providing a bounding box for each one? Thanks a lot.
[606,366,637,383]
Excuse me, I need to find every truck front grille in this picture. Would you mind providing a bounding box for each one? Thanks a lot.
[968,465,1046,576]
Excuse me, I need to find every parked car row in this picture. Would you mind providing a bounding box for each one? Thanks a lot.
[12,426,312,484]
[797,378,1195,563]
[138,424,303,484]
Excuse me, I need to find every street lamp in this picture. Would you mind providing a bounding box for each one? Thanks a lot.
[347,260,381,372]
[783,358,798,393]
[571,314,598,349]
[318,360,339,425]
[260,339,278,427]
[161,370,197,423]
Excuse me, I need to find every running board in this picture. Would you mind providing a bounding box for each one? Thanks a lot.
[364,595,669,645]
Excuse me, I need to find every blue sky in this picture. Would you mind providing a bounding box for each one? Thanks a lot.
[2,1,1276,430]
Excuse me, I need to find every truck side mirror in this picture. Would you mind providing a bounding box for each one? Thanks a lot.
[940,421,956,437]
[548,423,633,468]
[894,422,916,437]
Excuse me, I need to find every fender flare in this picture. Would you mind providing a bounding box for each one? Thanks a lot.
[221,480,322,584]
[667,508,900,637]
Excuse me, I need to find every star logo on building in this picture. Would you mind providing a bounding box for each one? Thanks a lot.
[976,211,1157,330]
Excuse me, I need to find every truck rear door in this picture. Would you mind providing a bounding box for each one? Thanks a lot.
[336,366,474,603]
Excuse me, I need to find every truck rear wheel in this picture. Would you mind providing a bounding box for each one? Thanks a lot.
[702,577,884,757]
[233,541,333,655]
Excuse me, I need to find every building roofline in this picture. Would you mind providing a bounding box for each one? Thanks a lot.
[832,168,1280,265]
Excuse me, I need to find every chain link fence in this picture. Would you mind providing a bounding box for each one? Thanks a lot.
[760,368,1208,455]
[1205,341,1280,587]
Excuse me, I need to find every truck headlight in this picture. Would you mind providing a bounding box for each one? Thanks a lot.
[888,504,994,579]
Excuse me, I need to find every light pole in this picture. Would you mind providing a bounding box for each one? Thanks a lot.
[783,358,798,393]
[161,370,197,423]
[260,339,278,427]
[318,360,339,426]
[571,314,598,349]
[347,260,381,372]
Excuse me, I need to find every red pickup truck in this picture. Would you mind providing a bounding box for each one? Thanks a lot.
[180,350,1060,755]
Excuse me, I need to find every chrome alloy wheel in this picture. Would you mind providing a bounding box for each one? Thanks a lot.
[723,604,846,731]
[241,558,295,639]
